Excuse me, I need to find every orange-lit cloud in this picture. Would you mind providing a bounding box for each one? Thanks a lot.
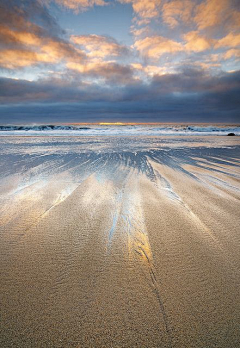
[0,39,83,69]
[0,0,239,123]
[52,0,107,12]
[0,50,39,69]
[119,0,161,20]
[161,0,240,34]
[230,11,240,31]
[222,49,240,60]
[0,0,240,100]
[71,35,128,58]
[0,25,42,46]
[130,26,150,38]
[0,7,84,70]
[67,60,135,84]
[162,0,194,28]
[184,31,212,52]
[215,33,240,48]
[134,36,183,58]
[131,62,167,76]
[194,0,230,30]
[0,32,84,69]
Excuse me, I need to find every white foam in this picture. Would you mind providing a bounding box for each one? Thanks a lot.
[0,124,239,136]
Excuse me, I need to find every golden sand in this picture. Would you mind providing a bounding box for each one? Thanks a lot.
[0,136,240,347]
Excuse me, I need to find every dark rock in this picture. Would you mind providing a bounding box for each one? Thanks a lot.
[227,133,235,136]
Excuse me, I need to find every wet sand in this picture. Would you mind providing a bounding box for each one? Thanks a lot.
[0,135,240,347]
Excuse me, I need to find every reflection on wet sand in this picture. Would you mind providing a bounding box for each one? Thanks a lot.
[0,135,240,347]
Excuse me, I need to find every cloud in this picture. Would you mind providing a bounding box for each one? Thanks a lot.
[230,11,240,31]
[222,49,240,60]
[1,69,239,122]
[68,35,133,84]
[194,0,233,30]
[0,0,240,123]
[0,38,84,69]
[50,0,107,12]
[67,60,135,84]
[0,0,62,37]
[215,32,240,48]
[130,26,151,38]
[131,63,167,76]
[0,50,41,69]
[162,0,194,28]
[134,36,183,58]
[0,1,134,85]
[71,34,129,58]
[1,67,239,102]
[184,31,212,52]
[0,24,43,47]
[0,0,85,69]
[119,0,161,21]
[161,0,240,34]
[0,73,139,104]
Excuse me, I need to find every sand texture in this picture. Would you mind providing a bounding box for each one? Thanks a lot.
[0,135,240,348]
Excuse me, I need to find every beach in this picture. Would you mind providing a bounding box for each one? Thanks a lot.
[1,134,240,348]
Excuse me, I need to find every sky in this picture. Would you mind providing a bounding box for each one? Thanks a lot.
[0,0,240,124]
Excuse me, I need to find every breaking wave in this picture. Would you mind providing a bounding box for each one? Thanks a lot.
[0,125,90,131]
[0,124,239,136]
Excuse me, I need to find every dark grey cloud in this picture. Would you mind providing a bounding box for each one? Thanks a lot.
[150,68,240,95]
[0,69,239,123]
[2,68,239,102]
[0,99,238,124]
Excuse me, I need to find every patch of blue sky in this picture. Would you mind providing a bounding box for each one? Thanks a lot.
[50,1,133,45]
